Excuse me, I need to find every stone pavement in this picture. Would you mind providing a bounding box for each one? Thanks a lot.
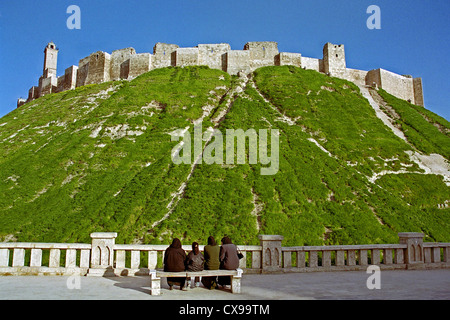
[0,269,449,300]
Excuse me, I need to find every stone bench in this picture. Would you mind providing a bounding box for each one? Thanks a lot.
[149,268,243,295]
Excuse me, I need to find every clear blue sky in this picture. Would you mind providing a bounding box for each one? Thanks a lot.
[1,0,449,119]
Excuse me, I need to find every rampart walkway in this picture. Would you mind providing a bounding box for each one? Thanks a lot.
[1,269,449,300]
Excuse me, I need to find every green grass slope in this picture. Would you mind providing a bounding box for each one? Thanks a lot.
[0,65,448,245]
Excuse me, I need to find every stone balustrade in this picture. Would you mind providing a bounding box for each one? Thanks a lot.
[0,242,91,275]
[0,232,448,276]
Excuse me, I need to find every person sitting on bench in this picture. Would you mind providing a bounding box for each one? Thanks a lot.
[186,241,204,288]
[202,236,220,289]
[218,236,240,288]
[164,238,187,291]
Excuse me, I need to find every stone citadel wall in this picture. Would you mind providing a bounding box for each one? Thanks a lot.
[17,41,425,108]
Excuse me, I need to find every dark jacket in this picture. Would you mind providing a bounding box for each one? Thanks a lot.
[219,243,240,270]
[186,251,205,272]
[164,238,186,272]
[204,245,220,270]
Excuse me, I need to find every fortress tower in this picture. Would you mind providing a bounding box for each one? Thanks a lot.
[43,42,58,77]
[323,42,346,76]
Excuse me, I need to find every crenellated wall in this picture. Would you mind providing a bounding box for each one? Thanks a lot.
[17,41,425,108]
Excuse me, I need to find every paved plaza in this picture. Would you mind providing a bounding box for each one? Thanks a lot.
[0,269,449,300]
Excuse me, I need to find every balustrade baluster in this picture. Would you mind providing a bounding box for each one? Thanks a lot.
[65,249,76,268]
[116,250,126,269]
[148,251,157,270]
[30,249,42,267]
[372,249,380,265]
[395,248,404,264]
[336,250,345,266]
[131,251,140,269]
[359,249,368,266]
[12,248,25,267]
[49,249,60,268]
[80,249,90,268]
[251,251,261,269]
[309,251,318,268]
[239,250,247,269]
[347,250,356,266]
[383,249,393,264]
[296,251,305,268]
[283,251,291,268]
[322,250,331,267]
[0,249,10,267]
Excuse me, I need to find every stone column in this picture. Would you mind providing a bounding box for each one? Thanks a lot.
[258,235,284,273]
[398,232,424,269]
[87,232,117,276]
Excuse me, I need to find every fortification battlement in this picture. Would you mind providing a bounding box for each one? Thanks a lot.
[17,41,424,108]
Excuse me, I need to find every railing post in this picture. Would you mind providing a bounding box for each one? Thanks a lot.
[398,232,424,269]
[258,235,283,273]
[87,232,117,276]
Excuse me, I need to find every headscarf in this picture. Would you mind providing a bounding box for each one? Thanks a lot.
[192,242,200,255]
[207,236,216,246]
[221,236,232,245]
[170,238,182,249]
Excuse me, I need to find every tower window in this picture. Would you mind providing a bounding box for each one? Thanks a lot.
[336,54,338,58]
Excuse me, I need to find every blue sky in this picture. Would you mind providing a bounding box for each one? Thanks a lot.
[0,0,449,119]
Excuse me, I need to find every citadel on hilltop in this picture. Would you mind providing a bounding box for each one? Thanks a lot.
[17,41,424,108]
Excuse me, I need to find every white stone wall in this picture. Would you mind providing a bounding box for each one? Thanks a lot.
[198,43,230,70]
[110,48,136,81]
[85,51,111,85]
[301,57,323,72]
[276,52,302,67]
[175,47,199,67]
[129,53,152,79]
[244,41,278,70]
[343,68,368,86]
[152,43,178,69]
[225,50,251,75]
[379,68,415,102]
[413,78,424,106]
[76,56,90,88]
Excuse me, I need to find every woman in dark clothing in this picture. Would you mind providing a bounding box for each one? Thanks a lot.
[218,236,240,287]
[164,238,187,290]
[186,242,204,288]
[204,236,220,270]
[202,236,220,289]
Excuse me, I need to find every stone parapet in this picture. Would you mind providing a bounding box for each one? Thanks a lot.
[0,232,448,276]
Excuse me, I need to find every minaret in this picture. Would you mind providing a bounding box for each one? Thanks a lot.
[43,42,58,77]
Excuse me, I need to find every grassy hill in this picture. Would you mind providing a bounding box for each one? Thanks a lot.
[0,65,448,246]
